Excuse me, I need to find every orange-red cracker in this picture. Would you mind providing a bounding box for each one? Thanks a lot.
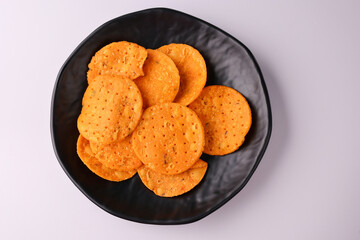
[132,103,205,175]
[188,85,252,155]
[87,41,147,83]
[77,75,143,144]
[138,159,207,197]
[133,49,180,108]
[76,135,136,181]
[157,43,207,106]
[90,134,142,171]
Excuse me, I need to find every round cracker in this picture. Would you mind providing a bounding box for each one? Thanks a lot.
[133,49,180,108]
[76,135,136,181]
[188,85,252,155]
[138,159,207,197]
[87,41,147,83]
[132,103,205,175]
[77,75,143,145]
[157,43,207,106]
[90,134,143,171]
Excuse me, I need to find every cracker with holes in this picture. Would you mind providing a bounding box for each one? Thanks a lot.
[133,49,180,108]
[157,44,207,106]
[77,135,137,181]
[77,75,143,144]
[188,85,252,155]
[132,103,205,175]
[138,159,207,197]
[87,41,147,83]
[90,134,143,171]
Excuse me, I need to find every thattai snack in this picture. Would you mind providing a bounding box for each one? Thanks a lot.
[90,134,143,171]
[77,135,136,182]
[134,49,180,108]
[77,75,143,144]
[157,44,206,106]
[132,103,205,175]
[138,159,207,197]
[87,41,147,83]
[188,85,252,155]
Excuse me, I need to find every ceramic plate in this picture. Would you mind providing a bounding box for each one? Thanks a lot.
[51,8,272,224]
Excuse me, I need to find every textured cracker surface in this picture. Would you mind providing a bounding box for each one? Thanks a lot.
[77,75,143,144]
[189,85,252,155]
[133,49,180,108]
[87,41,147,83]
[132,103,205,175]
[76,135,136,181]
[90,134,143,171]
[157,44,206,106]
[138,159,207,197]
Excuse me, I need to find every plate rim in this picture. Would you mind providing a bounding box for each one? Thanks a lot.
[50,7,272,225]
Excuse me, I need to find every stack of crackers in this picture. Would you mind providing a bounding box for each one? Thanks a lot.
[77,41,252,197]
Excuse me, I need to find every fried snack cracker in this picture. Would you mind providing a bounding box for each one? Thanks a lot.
[138,159,207,197]
[87,41,147,83]
[77,135,136,181]
[132,103,205,175]
[188,85,252,155]
[157,44,207,106]
[77,75,143,144]
[133,49,180,108]
[90,134,142,171]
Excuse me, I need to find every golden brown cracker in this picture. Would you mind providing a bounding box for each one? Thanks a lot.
[90,134,143,171]
[87,41,147,83]
[132,103,205,175]
[76,135,136,181]
[157,43,207,106]
[133,49,180,108]
[138,159,207,197]
[77,75,143,144]
[188,85,252,155]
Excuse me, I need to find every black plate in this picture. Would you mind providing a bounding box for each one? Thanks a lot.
[51,8,272,225]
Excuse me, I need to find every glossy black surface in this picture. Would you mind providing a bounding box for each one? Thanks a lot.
[51,8,272,224]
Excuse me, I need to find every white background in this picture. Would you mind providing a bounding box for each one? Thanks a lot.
[1,0,360,239]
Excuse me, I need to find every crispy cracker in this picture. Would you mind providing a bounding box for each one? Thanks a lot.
[132,103,205,175]
[90,134,142,171]
[77,75,143,144]
[157,44,207,106]
[188,85,252,155]
[133,49,180,108]
[87,41,147,83]
[138,159,207,197]
[76,135,136,181]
